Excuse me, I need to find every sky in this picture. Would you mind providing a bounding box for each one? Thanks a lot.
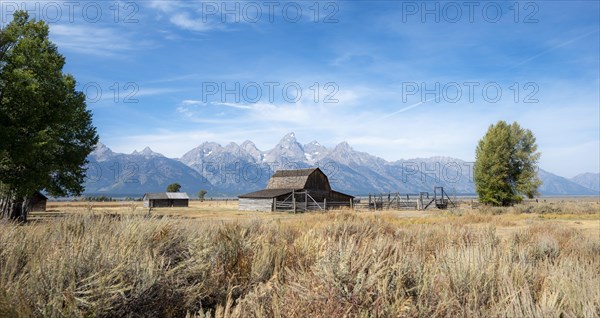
[1,0,598,177]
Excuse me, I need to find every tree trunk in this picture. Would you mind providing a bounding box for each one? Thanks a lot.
[0,190,29,222]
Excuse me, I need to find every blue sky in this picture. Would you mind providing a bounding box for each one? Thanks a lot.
[2,0,598,177]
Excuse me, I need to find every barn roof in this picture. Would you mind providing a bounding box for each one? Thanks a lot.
[31,191,47,200]
[144,192,190,200]
[238,188,298,199]
[238,167,353,200]
[271,168,318,177]
[331,190,355,199]
[267,168,320,189]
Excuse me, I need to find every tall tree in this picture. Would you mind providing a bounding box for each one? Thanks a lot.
[198,189,207,201]
[167,183,181,192]
[0,11,98,221]
[474,121,541,206]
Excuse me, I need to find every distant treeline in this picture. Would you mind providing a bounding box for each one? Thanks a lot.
[84,196,143,202]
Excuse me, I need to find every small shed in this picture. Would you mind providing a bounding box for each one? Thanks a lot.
[29,192,47,212]
[238,168,354,212]
[143,192,189,208]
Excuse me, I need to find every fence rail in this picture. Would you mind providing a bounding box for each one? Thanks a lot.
[273,188,456,213]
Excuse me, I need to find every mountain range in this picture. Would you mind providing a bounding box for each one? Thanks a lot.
[84,133,600,197]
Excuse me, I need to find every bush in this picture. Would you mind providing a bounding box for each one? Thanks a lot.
[0,213,598,317]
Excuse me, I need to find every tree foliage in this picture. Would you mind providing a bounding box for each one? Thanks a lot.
[198,189,207,201]
[474,121,541,206]
[167,183,181,193]
[0,11,98,220]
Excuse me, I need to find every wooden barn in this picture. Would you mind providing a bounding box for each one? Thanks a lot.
[143,192,189,208]
[29,192,47,212]
[238,168,354,212]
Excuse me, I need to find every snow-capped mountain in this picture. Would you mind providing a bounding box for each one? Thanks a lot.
[262,132,308,164]
[83,135,599,197]
[85,143,212,197]
[303,140,328,164]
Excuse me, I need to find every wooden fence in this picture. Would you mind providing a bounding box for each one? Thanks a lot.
[273,188,457,213]
[274,191,353,212]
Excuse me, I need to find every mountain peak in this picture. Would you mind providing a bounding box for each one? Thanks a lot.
[334,141,353,151]
[241,140,260,152]
[277,132,302,150]
[241,140,256,147]
[225,142,241,151]
[280,132,297,143]
[308,140,320,146]
[132,146,162,157]
[91,142,114,160]
[94,142,111,151]
[570,172,600,192]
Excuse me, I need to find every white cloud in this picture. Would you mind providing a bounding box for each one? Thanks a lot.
[182,100,204,105]
[146,0,225,32]
[169,12,217,32]
[49,24,143,57]
[136,87,185,97]
[213,102,253,110]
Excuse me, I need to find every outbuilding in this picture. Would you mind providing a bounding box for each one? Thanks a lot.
[143,192,189,208]
[238,168,354,212]
[29,191,48,212]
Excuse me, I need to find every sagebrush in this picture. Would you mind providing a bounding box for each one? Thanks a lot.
[0,212,598,317]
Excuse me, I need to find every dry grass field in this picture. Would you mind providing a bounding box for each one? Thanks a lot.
[1,199,598,317]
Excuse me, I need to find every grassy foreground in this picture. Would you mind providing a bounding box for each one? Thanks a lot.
[0,205,599,317]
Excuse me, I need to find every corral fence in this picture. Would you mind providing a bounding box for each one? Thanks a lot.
[274,190,353,213]
[356,187,458,211]
[275,187,459,213]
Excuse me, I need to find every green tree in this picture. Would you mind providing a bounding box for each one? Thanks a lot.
[474,121,541,206]
[167,183,181,192]
[198,189,207,201]
[0,12,98,221]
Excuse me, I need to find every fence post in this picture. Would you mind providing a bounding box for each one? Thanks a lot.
[350,198,354,210]
[304,191,308,212]
[292,190,296,213]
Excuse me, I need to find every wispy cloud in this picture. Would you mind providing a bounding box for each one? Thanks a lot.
[49,24,145,57]
[147,0,225,32]
[511,28,600,69]
[213,102,253,109]
[136,87,186,97]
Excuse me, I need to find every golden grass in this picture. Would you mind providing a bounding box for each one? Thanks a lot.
[1,199,597,317]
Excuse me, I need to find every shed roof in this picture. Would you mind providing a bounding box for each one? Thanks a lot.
[144,192,190,200]
[31,191,48,200]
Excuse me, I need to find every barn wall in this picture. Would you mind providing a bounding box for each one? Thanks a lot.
[148,199,188,208]
[239,198,273,211]
[305,171,331,192]
[329,191,353,202]
[30,200,46,212]
[150,199,170,207]
[172,199,188,207]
